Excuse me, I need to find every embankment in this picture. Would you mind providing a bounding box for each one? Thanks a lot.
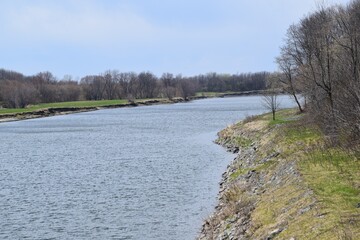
[198,109,359,239]
[0,92,268,123]
[0,98,186,123]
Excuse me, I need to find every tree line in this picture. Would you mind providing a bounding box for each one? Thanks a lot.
[0,69,267,108]
[275,0,360,145]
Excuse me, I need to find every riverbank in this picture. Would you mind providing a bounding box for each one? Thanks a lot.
[0,90,269,123]
[0,97,189,123]
[198,109,359,239]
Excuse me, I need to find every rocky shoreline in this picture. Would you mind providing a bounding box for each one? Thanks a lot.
[197,114,317,239]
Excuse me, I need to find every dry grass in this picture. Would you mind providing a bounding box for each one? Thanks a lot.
[211,108,360,239]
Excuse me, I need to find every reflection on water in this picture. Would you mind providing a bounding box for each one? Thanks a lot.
[0,96,295,239]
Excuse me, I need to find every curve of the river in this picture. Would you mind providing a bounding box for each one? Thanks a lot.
[0,96,296,239]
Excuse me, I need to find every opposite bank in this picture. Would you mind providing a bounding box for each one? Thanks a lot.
[198,109,360,239]
[0,90,268,124]
[0,98,190,123]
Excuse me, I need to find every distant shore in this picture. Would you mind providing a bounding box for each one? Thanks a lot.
[0,98,186,123]
[0,90,268,124]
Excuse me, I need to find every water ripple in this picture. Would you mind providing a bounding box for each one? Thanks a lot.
[0,96,295,239]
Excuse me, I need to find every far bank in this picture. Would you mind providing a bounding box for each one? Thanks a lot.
[0,90,270,123]
[0,98,187,123]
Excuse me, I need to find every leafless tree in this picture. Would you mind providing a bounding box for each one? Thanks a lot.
[177,75,196,100]
[103,70,119,100]
[276,0,360,144]
[0,80,39,108]
[160,73,177,99]
[137,72,158,99]
[276,52,304,112]
[262,92,280,121]
[262,77,280,120]
[80,75,106,100]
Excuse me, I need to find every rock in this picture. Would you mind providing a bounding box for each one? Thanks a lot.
[245,170,256,179]
[267,228,284,240]
[298,206,311,215]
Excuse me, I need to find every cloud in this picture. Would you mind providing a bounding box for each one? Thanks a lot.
[0,0,353,77]
[2,1,158,46]
[1,0,254,49]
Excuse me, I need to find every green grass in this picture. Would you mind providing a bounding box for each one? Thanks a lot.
[195,91,247,97]
[267,108,301,126]
[269,118,291,125]
[133,98,167,103]
[297,149,360,238]
[234,136,252,148]
[254,108,300,126]
[276,111,359,211]
[0,98,172,115]
[195,92,220,97]
[0,99,129,114]
[254,160,277,172]
[229,168,249,180]
[301,150,360,207]
[248,109,359,239]
[38,99,128,108]
[208,108,360,239]
[276,112,360,238]
[284,126,321,145]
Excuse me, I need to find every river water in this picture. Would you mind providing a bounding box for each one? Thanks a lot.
[0,96,295,239]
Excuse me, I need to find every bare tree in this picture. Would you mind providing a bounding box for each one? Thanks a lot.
[276,0,360,144]
[1,80,39,108]
[103,70,118,100]
[128,72,140,99]
[160,73,177,99]
[80,75,106,100]
[276,52,304,112]
[262,91,280,121]
[177,75,196,100]
[138,72,158,99]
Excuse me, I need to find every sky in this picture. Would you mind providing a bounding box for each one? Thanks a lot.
[0,0,352,79]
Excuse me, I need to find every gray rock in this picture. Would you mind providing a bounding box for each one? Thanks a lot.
[267,228,284,240]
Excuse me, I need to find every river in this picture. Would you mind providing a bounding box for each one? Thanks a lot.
[0,96,295,239]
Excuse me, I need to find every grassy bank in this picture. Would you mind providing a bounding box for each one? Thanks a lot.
[0,99,130,114]
[256,110,359,239]
[195,90,266,98]
[0,98,186,122]
[199,109,359,239]
[0,91,264,116]
[0,98,176,115]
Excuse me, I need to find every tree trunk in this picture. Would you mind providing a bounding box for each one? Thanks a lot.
[292,92,303,113]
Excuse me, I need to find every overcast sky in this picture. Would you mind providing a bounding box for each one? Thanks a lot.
[0,0,351,79]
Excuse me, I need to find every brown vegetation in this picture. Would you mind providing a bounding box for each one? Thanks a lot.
[0,69,268,109]
[276,0,360,146]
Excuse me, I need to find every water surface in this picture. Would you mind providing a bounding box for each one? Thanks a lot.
[0,96,295,239]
